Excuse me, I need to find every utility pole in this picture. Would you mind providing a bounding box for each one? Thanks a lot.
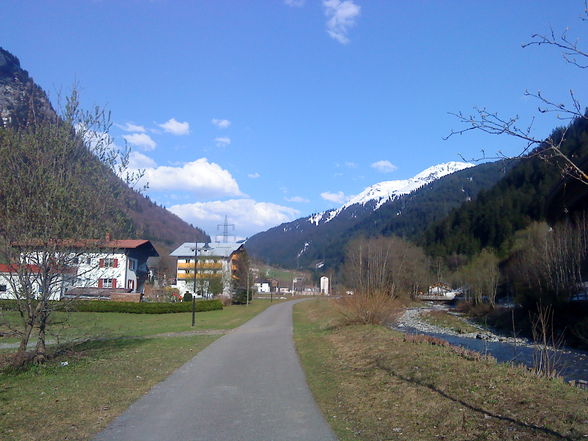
[216,215,235,243]
[246,267,250,306]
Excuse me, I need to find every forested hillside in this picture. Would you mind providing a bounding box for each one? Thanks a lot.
[0,47,208,251]
[423,115,588,257]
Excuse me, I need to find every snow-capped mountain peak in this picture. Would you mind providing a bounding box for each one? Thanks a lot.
[308,161,474,225]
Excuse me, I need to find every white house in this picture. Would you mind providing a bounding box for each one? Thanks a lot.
[254,281,271,294]
[1,238,159,301]
[170,241,244,298]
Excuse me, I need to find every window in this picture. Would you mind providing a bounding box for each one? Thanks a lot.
[99,258,119,268]
[86,257,92,265]
[128,259,136,271]
[0,285,6,292]
[100,278,117,288]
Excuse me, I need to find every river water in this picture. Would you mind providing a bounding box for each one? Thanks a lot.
[395,318,588,384]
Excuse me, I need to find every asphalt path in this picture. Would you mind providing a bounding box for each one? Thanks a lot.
[93,299,338,441]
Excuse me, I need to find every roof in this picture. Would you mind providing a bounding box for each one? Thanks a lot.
[170,242,243,258]
[12,239,158,253]
[0,263,42,273]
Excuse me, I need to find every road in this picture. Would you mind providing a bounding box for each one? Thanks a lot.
[93,299,338,441]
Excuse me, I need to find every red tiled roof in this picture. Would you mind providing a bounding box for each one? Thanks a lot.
[0,264,42,273]
[12,239,151,250]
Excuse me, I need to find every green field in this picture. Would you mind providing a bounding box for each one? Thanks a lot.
[0,300,275,345]
[0,300,277,441]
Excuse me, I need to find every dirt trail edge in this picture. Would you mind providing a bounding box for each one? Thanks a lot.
[93,299,338,441]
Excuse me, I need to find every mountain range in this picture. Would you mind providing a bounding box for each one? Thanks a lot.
[246,160,512,269]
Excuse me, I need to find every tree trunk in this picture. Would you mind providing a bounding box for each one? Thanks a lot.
[34,307,48,364]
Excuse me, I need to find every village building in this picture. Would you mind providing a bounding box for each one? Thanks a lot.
[0,238,159,301]
[170,241,245,298]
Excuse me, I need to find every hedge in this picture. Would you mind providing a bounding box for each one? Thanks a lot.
[0,299,223,314]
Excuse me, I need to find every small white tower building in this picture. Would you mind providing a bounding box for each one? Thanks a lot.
[320,276,329,295]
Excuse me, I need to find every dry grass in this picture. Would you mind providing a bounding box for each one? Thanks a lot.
[334,291,403,326]
[294,299,588,441]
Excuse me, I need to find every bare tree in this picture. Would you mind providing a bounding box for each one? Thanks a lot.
[459,249,500,307]
[446,3,588,184]
[509,218,588,306]
[344,235,431,299]
[0,89,139,364]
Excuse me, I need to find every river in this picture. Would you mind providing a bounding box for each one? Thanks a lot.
[395,306,588,384]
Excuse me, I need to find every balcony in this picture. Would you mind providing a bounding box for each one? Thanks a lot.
[177,262,223,270]
[177,272,222,280]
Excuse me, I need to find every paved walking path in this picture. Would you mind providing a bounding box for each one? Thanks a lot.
[93,299,338,441]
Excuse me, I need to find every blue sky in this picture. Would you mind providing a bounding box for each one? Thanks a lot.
[3,0,586,238]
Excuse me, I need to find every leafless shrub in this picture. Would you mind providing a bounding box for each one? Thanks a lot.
[218,295,232,307]
[530,303,564,378]
[335,291,403,326]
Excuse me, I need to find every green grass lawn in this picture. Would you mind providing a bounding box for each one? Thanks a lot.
[0,299,278,441]
[0,299,277,345]
[294,299,588,441]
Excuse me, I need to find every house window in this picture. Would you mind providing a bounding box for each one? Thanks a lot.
[86,257,92,265]
[71,257,79,265]
[128,259,136,271]
[0,285,6,292]
[100,258,118,268]
[101,278,117,288]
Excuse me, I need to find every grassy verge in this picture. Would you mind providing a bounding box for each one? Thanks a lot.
[294,299,588,441]
[420,309,480,334]
[0,300,278,441]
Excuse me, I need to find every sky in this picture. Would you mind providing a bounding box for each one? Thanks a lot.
[2,0,587,239]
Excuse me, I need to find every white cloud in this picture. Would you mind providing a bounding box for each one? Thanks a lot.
[211,118,231,129]
[371,160,397,173]
[285,196,310,203]
[128,151,157,169]
[323,0,361,44]
[248,172,261,179]
[284,0,305,6]
[321,191,347,204]
[169,199,300,238]
[215,136,231,147]
[117,122,146,133]
[158,118,190,135]
[135,158,242,199]
[345,161,358,168]
[123,133,157,151]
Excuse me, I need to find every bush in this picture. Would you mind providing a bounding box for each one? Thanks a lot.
[0,299,223,314]
[334,291,403,326]
[232,288,252,305]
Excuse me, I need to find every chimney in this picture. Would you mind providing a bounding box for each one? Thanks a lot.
[105,232,112,242]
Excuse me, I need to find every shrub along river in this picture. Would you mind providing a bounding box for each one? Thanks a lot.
[395,305,588,384]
